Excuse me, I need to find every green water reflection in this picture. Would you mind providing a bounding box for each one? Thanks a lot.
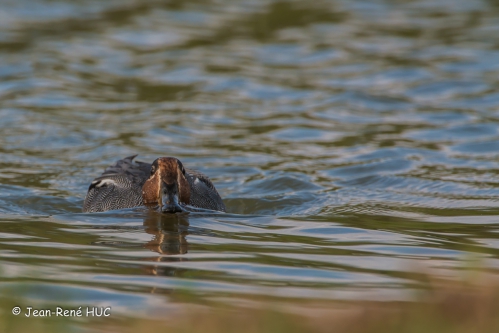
[1,0,499,319]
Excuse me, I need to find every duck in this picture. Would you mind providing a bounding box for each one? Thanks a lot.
[83,155,226,213]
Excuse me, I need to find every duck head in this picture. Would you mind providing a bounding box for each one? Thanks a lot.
[142,157,190,213]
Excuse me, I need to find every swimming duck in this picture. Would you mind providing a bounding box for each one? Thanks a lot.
[83,155,226,213]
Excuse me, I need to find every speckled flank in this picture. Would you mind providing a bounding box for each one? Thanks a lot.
[83,155,225,213]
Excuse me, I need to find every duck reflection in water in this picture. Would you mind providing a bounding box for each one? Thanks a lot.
[140,211,190,278]
[143,211,189,255]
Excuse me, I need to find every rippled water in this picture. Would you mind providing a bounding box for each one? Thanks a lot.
[2,0,499,319]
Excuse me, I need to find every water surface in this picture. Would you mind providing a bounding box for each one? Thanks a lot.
[1,0,499,320]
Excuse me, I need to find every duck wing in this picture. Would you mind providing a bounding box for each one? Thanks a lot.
[83,155,150,213]
[185,168,226,212]
[101,154,151,179]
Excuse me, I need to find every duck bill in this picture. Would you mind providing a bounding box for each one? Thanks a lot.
[159,181,183,213]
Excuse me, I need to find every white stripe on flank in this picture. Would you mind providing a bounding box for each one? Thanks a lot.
[93,179,116,188]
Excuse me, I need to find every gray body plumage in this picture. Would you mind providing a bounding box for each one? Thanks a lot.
[83,155,226,213]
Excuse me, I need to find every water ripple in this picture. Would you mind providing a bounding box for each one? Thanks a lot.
[1,0,499,319]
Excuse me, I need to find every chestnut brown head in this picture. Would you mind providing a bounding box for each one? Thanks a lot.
[142,157,191,213]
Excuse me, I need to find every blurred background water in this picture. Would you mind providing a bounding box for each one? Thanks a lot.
[1,0,499,320]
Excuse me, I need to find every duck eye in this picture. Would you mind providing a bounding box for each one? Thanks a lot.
[150,165,156,176]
